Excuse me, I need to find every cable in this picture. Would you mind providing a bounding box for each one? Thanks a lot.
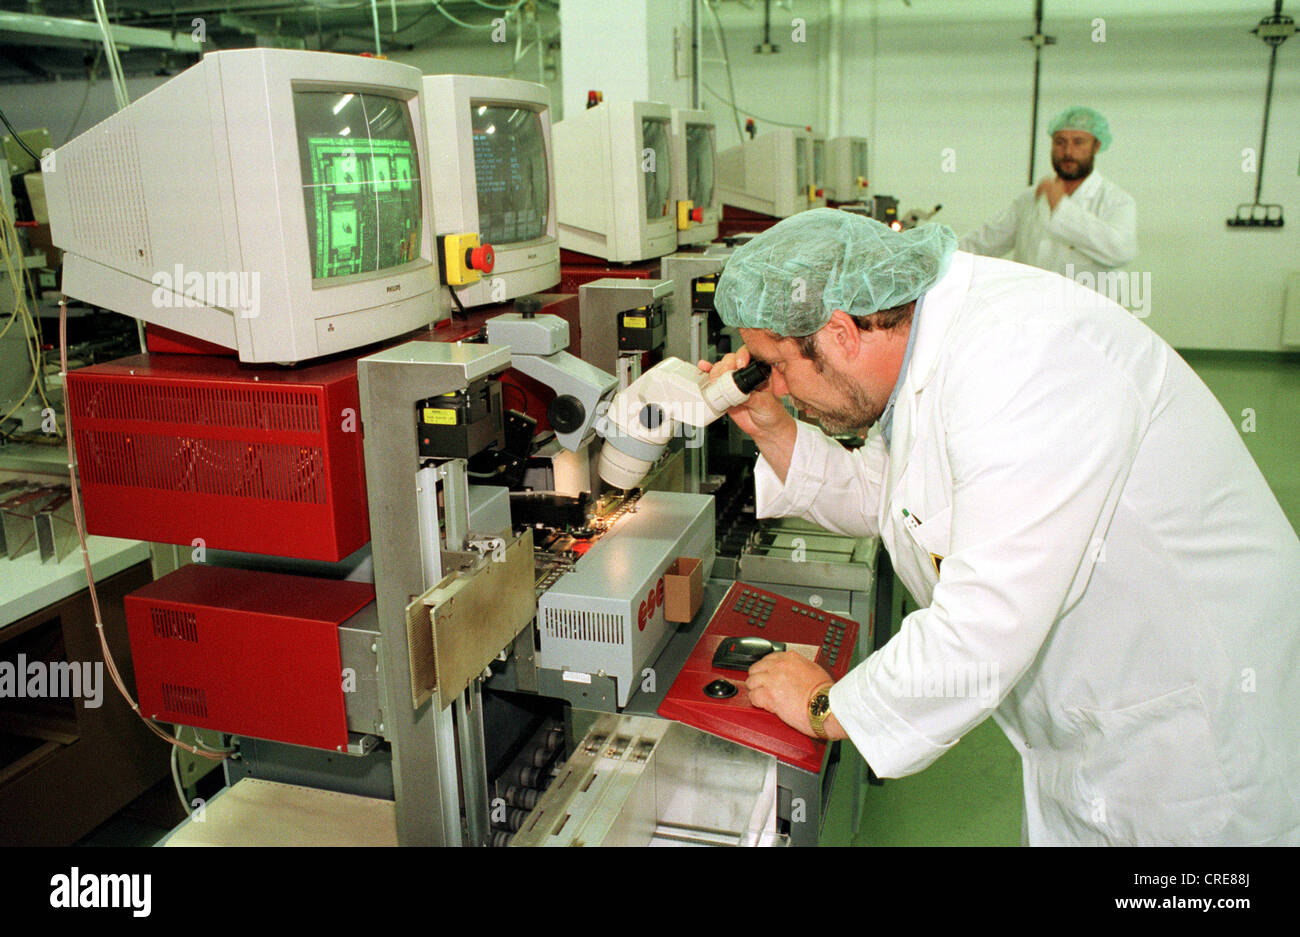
[65,49,104,144]
[170,744,191,815]
[703,0,744,141]
[0,108,40,162]
[308,0,373,9]
[370,0,382,55]
[702,83,810,130]
[381,6,438,35]
[58,297,231,763]
[0,196,55,432]
[448,283,469,319]
[91,0,130,110]
[431,1,501,31]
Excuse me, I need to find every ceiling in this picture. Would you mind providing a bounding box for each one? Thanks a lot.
[0,0,1282,82]
[0,1,559,81]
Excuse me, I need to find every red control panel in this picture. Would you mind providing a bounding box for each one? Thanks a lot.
[658,582,862,774]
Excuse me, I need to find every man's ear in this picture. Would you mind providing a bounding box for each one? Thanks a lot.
[821,310,860,361]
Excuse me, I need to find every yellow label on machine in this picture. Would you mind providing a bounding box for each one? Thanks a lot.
[623,315,648,329]
[422,408,458,426]
[695,281,716,293]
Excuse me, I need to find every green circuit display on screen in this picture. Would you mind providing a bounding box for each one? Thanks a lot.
[304,137,418,279]
[294,91,422,281]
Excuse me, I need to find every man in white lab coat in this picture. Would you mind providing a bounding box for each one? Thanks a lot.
[960,106,1137,284]
[706,208,1300,845]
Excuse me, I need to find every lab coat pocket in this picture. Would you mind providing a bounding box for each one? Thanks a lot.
[901,505,952,578]
[1075,685,1232,845]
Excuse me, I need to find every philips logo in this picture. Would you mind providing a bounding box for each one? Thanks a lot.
[50,868,151,917]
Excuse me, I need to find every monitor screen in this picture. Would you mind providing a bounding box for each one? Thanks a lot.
[813,139,825,185]
[852,141,868,179]
[795,138,809,194]
[642,117,672,221]
[295,91,422,281]
[472,103,549,244]
[685,123,715,209]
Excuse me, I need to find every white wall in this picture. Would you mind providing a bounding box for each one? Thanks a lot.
[698,0,1300,352]
[560,0,694,116]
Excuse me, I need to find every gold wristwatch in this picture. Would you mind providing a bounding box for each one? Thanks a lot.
[808,682,834,740]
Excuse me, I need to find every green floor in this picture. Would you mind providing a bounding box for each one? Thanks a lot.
[820,351,1300,846]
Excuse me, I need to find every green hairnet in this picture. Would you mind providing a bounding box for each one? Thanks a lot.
[714,209,957,337]
[1047,106,1111,151]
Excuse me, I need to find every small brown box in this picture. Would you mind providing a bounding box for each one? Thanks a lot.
[664,556,704,623]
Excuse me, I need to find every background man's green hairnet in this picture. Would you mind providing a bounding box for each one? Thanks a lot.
[714,208,957,337]
[1047,106,1112,151]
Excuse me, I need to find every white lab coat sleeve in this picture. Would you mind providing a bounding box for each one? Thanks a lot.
[957,193,1029,258]
[753,421,885,538]
[830,318,1147,778]
[1047,188,1138,267]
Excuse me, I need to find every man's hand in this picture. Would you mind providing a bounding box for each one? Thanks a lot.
[1036,175,1067,211]
[746,651,844,739]
[698,348,793,444]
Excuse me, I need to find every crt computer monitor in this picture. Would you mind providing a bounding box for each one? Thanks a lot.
[826,136,869,202]
[421,74,558,308]
[717,128,815,219]
[553,100,676,263]
[45,49,442,364]
[670,108,721,247]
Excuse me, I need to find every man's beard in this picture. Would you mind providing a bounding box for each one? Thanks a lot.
[1052,152,1094,181]
[791,367,883,435]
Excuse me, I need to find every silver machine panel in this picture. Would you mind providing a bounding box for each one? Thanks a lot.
[509,713,784,847]
[536,491,714,707]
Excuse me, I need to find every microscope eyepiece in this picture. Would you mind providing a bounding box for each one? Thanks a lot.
[732,360,772,394]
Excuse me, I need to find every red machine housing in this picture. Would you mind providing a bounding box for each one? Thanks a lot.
[659,581,864,774]
[143,323,237,356]
[558,250,659,294]
[66,352,367,562]
[718,205,784,240]
[124,564,373,751]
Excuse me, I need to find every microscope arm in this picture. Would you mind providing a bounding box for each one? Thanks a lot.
[507,351,617,453]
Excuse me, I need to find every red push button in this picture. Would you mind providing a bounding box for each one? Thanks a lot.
[468,244,495,273]
[691,207,704,222]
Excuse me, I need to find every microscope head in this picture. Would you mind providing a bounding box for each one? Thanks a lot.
[596,357,769,489]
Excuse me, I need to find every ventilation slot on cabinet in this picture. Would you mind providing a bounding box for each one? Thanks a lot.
[74,431,326,505]
[151,606,198,643]
[67,380,322,433]
[542,608,624,646]
[160,683,208,719]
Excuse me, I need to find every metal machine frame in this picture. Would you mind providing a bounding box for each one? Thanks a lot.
[359,339,514,845]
